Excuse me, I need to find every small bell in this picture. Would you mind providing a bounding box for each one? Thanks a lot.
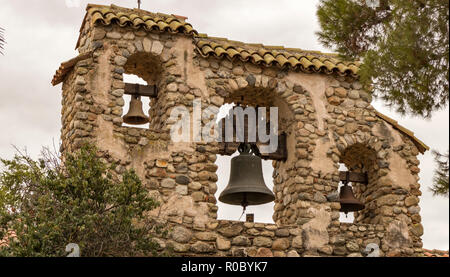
[123,94,149,125]
[339,183,365,216]
[219,143,275,208]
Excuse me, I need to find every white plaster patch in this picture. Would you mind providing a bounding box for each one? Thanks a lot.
[302,207,331,251]
[310,137,335,174]
[173,37,209,99]
[384,220,411,249]
[386,152,415,190]
[91,47,113,107]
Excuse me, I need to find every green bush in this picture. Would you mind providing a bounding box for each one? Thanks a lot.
[0,143,162,257]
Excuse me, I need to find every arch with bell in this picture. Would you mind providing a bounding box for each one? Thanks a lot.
[120,52,164,130]
[213,84,298,223]
[336,138,391,224]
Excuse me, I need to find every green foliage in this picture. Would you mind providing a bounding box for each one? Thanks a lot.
[316,0,391,58]
[317,0,449,117]
[431,150,449,197]
[0,144,163,257]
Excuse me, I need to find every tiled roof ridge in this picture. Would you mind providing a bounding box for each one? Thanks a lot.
[193,34,360,77]
[195,33,343,59]
[51,51,93,86]
[86,3,185,19]
[75,3,197,49]
[74,3,359,78]
[422,248,449,257]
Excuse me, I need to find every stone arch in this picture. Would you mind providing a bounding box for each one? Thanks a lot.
[95,30,178,136]
[205,73,312,225]
[86,35,179,185]
[122,51,165,131]
[335,133,394,225]
[339,142,378,223]
[222,85,296,134]
[123,51,164,87]
[209,71,302,154]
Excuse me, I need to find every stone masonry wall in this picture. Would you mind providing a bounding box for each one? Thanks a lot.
[58,19,426,257]
[152,218,389,257]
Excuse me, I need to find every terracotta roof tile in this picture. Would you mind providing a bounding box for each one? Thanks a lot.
[68,4,361,78]
[73,4,360,77]
[194,35,361,77]
[75,4,197,49]
[51,51,93,86]
[423,249,449,257]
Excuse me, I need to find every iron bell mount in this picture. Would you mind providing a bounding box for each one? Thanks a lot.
[339,171,365,217]
[123,83,149,125]
[219,143,275,212]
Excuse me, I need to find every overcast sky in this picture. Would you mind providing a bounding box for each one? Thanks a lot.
[0,0,448,251]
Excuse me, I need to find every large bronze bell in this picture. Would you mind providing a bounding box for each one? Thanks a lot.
[219,143,275,208]
[339,184,364,215]
[123,95,149,125]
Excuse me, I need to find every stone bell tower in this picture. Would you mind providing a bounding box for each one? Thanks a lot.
[52,4,429,257]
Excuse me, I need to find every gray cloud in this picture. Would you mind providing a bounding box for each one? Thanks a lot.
[0,0,447,251]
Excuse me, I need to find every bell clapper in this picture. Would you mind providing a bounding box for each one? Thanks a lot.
[238,192,249,221]
[238,208,246,221]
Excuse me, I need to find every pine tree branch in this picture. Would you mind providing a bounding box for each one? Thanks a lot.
[431,150,449,197]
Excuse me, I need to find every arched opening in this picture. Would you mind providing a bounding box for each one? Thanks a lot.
[339,143,379,224]
[122,74,150,129]
[124,52,163,86]
[212,85,294,224]
[338,162,354,223]
[121,52,164,130]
